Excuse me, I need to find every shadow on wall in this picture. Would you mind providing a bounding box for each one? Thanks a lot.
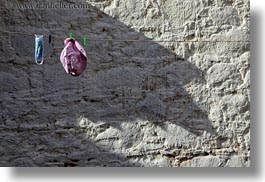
[0,0,215,166]
[67,3,215,135]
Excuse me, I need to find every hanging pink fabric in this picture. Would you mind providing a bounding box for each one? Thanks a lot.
[60,38,87,76]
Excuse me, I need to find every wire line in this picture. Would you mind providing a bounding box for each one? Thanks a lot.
[0,29,250,43]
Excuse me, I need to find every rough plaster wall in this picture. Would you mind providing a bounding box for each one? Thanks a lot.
[0,0,250,167]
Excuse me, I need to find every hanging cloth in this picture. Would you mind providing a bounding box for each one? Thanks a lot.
[35,35,44,64]
[60,38,87,76]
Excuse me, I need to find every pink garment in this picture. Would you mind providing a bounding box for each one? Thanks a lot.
[60,38,87,76]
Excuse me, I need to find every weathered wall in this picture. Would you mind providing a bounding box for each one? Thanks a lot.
[0,0,250,167]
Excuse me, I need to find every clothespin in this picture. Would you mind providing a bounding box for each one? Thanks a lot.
[49,35,51,43]
[83,36,88,46]
[69,33,73,40]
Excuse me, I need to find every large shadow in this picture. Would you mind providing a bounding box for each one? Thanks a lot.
[0,0,217,167]
[61,3,214,135]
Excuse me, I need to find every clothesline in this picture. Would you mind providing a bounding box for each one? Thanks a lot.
[0,30,250,43]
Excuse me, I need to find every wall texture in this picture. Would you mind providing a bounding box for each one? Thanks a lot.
[0,0,250,167]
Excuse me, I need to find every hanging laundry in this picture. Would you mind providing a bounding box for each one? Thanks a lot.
[35,35,44,64]
[60,38,87,76]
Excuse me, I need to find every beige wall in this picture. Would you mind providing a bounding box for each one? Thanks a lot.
[0,0,250,167]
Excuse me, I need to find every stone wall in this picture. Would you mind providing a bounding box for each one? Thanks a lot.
[0,0,250,167]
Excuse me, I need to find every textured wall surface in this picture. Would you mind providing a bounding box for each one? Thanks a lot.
[0,0,250,167]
